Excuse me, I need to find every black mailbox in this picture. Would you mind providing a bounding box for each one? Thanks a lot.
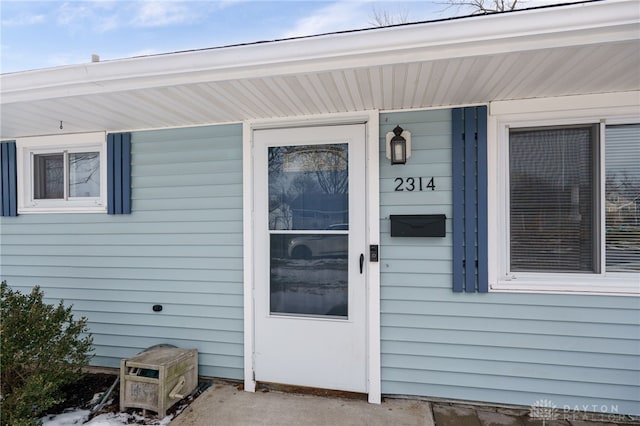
[390,214,446,237]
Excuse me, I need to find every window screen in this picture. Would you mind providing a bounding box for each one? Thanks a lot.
[34,154,64,199]
[509,126,597,272]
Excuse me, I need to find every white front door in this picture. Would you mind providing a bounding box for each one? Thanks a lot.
[253,124,367,392]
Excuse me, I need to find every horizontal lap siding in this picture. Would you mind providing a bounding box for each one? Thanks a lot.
[379,110,640,415]
[0,124,244,380]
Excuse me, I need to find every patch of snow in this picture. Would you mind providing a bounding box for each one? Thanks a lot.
[41,409,90,425]
[41,409,173,426]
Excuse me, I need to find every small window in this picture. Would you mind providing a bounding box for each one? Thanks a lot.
[16,133,106,213]
[32,151,101,199]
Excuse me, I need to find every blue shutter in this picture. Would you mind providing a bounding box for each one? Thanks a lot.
[1,141,18,217]
[452,113,465,292]
[452,106,488,293]
[107,133,132,215]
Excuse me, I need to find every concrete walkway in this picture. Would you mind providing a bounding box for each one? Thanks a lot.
[170,382,432,426]
[169,382,638,426]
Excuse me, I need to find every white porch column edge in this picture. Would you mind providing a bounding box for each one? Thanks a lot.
[366,112,381,404]
[242,121,256,393]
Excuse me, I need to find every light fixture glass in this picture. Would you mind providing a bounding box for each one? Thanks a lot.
[390,125,407,165]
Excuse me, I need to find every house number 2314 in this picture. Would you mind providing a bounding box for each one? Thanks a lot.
[394,177,436,192]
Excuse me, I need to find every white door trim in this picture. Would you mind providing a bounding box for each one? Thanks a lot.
[242,111,380,403]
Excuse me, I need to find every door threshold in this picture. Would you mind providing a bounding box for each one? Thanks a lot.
[255,382,368,401]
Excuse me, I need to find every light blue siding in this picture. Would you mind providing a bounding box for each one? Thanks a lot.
[0,123,244,380]
[379,110,640,415]
[1,112,638,415]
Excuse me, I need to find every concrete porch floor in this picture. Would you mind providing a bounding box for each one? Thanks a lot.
[168,381,638,426]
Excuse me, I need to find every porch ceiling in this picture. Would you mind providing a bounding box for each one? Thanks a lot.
[1,1,639,139]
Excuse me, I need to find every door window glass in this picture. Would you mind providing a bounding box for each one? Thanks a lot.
[269,144,348,231]
[268,144,349,318]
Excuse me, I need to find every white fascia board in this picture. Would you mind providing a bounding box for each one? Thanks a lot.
[1,0,638,104]
[490,91,640,118]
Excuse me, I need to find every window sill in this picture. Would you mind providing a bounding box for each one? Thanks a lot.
[491,272,640,296]
[18,205,107,214]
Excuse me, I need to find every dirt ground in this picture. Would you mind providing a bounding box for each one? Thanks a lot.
[47,373,118,416]
[45,372,205,422]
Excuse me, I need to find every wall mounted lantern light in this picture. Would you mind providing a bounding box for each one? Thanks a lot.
[386,125,411,165]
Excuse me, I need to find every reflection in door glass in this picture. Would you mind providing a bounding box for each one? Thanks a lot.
[270,234,347,318]
[269,144,348,231]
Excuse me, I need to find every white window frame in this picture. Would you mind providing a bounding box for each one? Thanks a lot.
[488,92,640,295]
[16,132,107,214]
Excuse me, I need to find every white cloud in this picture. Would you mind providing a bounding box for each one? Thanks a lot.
[51,1,213,33]
[56,2,95,26]
[281,1,376,38]
[130,1,204,28]
[54,1,123,33]
[95,14,120,32]
[1,13,46,27]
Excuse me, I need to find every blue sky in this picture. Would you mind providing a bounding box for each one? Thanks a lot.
[0,0,581,74]
[0,1,453,73]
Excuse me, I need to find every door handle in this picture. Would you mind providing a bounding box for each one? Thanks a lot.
[359,253,364,274]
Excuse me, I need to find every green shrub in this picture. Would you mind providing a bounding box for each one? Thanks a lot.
[1,281,93,425]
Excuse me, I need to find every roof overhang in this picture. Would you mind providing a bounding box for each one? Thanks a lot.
[1,0,639,139]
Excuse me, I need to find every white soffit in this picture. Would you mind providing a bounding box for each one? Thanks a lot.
[1,0,639,139]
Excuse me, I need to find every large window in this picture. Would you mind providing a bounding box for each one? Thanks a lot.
[16,133,106,213]
[492,105,639,294]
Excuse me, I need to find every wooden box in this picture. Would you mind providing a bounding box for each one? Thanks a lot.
[120,347,198,418]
